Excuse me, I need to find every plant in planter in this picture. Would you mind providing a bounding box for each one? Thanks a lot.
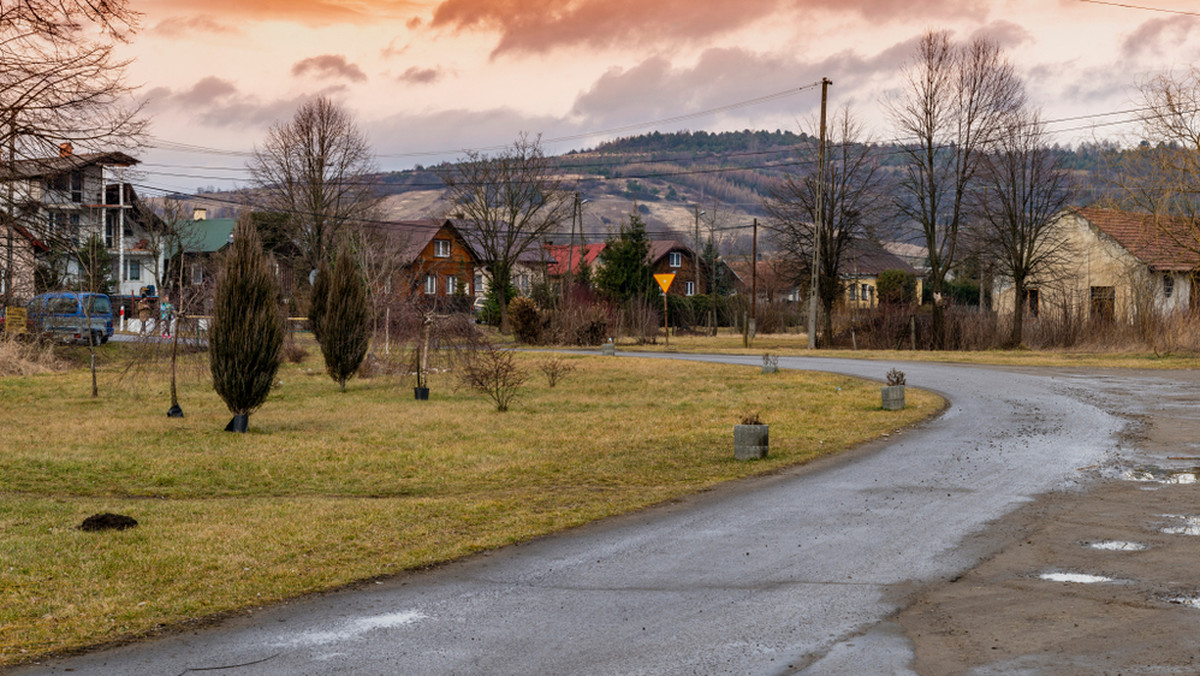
[882,368,906,410]
[734,410,769,460]
[413,311,435,400]
[762,352,779,374]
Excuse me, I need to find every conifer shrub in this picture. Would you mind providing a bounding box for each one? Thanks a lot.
[319,243,371,390]
[209,217,284,431]
[308,259,331,343]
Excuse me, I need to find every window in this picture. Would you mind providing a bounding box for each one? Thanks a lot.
[70,171,83,203]
[475,272,484,295]
[191,264,204,286]
[433,239,451,258]
[1090,286,1115,322]
[849,284,858,301]
[446,276,458,295]
[861,284,871,304]
[424,273,437,295]
[669,251,682,268]
[685,281,695,296]
[1025,288,1040,318]
[1164,274,1175,299]
[127,259,141,281]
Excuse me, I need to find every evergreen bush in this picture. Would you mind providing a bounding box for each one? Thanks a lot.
[319,243,371,390]
[209,217,284,431]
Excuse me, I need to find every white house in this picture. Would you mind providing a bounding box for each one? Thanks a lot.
[0,144,163,300]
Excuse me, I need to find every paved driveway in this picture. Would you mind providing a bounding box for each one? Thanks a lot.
[14,356,1127,675]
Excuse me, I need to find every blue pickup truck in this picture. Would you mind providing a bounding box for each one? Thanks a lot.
[26,292,114,345]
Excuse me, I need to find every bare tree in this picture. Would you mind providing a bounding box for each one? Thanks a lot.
[764,108,887,345]
[1,0,146,304]
[888,30,1024,347]
[1110,69,1200,255]
[248,96,380,284]
[972,110,1073,347]
[439,134,571,333]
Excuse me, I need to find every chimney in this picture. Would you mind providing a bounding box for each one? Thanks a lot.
[193,208,207,221]
[58,142,73,157]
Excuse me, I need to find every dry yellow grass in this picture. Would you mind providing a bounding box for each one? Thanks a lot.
[0,348,940,664]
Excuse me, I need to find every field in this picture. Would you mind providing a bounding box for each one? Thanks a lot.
[0,342,941,665]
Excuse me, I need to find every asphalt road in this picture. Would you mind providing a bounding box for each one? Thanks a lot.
[14,355,1128,675]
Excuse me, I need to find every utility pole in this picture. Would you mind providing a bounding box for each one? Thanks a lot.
[4,110,16,307]
[747,218,757,347]
[564,192,579,301]
[807,77,831,350]
[693,205,704,299]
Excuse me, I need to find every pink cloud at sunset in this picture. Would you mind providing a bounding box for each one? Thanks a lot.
[108,0,1200,194]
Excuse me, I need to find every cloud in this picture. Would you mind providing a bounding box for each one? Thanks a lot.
[292,55,368,82]
[149,15,240,38]
[141,0,421,26]
[969,20,1033,49]
[145,78,348,129]
[429,0,987,58]
[1122,16,1199,58]
[569,43,919,133]
[398,67,447,84]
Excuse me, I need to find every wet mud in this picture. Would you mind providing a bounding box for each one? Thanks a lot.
[899,406,1200,675]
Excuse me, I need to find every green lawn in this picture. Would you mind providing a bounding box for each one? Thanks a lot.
[0,344,941,665]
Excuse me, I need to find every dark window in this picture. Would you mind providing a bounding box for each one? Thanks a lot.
[1164,274,1175,299]
[1025,288,1040,318]
[70,171,83,203]
[1090,286,1115,323]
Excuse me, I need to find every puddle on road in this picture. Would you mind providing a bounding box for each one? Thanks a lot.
[1089,541,1148,552]
[274,610,427,647]
[1119,466,1199,485]
[1039,572,1114,584]
[1159,514,1200,536]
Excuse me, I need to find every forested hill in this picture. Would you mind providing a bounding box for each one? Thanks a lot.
[583,129,813,155]
[370,129,1122,234]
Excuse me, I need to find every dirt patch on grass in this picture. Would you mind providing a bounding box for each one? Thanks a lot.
[899,413,1200,674]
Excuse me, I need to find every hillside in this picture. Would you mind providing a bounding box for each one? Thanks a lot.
[189,130,1121,253]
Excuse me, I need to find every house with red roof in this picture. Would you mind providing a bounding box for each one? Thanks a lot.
[546,239,712,297]
[992,207,1200,323]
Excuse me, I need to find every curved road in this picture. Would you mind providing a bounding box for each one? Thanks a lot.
[15,355,1131,675]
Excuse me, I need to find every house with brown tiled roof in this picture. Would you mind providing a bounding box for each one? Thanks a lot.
[367,219,480,308]
[992,207,1200,323]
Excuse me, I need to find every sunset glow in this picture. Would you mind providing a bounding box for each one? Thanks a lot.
[118,0,1200,193]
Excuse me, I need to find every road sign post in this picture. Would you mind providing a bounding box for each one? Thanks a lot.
[653,273,675,348]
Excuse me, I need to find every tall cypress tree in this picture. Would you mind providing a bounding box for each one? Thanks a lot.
[209,217,284,432]
[319,243,370,391]
[308,258,331,345]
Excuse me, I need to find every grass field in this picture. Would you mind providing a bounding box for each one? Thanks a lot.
[0,343,941,665]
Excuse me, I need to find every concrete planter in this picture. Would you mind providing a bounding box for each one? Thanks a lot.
[734,424,769,460]
[881,385,905,410]
[601,343,616,356]
[761,364,778,375]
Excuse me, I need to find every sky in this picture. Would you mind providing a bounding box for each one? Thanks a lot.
[117,0,1200,195]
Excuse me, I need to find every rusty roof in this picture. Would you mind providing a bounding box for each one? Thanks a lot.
[1075,207,1200,272]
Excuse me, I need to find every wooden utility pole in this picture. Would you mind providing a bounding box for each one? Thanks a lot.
[750,218,758,339]
[807,77,831,350]
[693,205,703,298]
[4,110,16,307]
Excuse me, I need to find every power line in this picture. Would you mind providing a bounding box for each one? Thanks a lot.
[1079,0,1200,16]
